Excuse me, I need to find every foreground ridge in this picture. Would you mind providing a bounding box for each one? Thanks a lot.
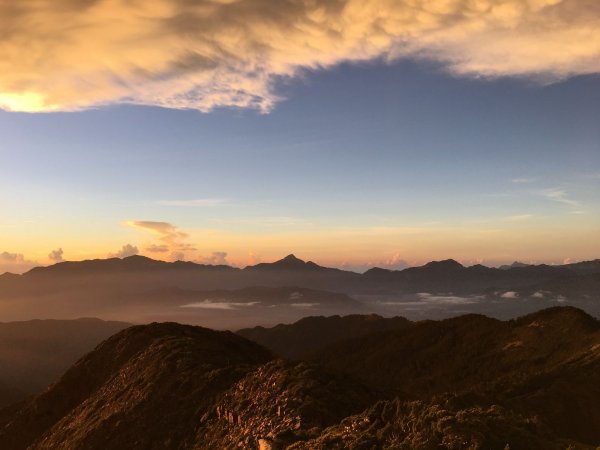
[0,307,598,449]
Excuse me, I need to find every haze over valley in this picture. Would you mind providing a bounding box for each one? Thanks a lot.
[1,254,599,329]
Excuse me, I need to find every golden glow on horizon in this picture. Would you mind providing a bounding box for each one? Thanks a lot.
[2,215,599,273]
[0,0,598,113]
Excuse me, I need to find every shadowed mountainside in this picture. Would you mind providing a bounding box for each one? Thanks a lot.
[0,323,272,450]
[0,318,130,408]
[0,307,598,449]
[312,306,600,445]
[237,314,411,360]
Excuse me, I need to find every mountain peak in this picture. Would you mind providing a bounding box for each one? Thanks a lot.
[246,254,329,271]
[422,259,464,270]
[281,254,303,262]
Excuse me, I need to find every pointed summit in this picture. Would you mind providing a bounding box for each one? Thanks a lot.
[422,259,464,270]
[245,254,329,271]
[281,254,302,262]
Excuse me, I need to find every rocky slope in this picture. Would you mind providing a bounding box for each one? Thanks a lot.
[312,307,600,445]
[0,307,598,449]
[0,323,272,450]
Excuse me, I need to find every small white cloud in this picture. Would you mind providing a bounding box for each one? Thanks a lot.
[500,291,519,299]
[108,244,139,259]
[196,251,228,265]
[180,301,260,310]
[511,178,536,184]
[48,248,64,262]
[289,292,304,300]
[417,293,481,304]
[247,252,262,266]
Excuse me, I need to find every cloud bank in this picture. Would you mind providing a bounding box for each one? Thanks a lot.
[1,0,598,113]
[0,251,37,274]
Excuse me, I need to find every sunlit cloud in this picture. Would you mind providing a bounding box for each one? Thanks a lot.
[126,221,188,243]
[1,0,598,113]
[196,251,229,265]
[108,244,139,258]
[126,220,195,260]
[146,244,170,253]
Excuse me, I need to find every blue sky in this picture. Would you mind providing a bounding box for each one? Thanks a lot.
[1,0,599,272]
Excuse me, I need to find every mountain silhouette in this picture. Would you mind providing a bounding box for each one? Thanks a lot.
[1,255,599,325]
[245,254,328,272]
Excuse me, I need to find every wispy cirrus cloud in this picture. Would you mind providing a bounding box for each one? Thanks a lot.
[503,214,533,222]
[0,0,598,113]
[537,187,582,207]
[511,177,537,184]
[158,198,228,207]
[145,244,170,253]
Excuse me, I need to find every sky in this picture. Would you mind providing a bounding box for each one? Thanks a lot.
[1,0,599,273]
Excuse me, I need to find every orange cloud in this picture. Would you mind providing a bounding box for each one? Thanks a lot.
[126,220,195,260]
[0,0,598,112]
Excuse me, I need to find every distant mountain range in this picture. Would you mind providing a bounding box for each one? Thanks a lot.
[1,307,598,449]
[0,254,598,324]
[5,254,599,292]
